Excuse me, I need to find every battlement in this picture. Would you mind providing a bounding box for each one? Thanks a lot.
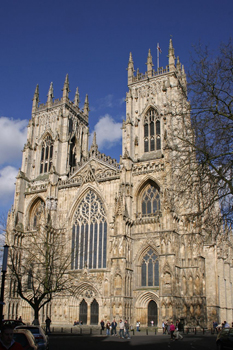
[31,75,89,120]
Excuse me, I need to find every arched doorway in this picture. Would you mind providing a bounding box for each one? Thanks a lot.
[79,299,87,324]
[148,300,157,326]
[90,299,99,324]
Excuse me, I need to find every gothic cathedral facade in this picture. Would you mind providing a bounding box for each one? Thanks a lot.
[6,39,233,328]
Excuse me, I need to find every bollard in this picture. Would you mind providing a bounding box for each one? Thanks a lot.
[71,328,72,334]
[100,329,102,335]
[61,327,63,333]
[146,328,148,335]
[155,328,157,335]
[203,328,205,334]
[80,328,82,335]
[90,328,92,335]
[194,327,196,335]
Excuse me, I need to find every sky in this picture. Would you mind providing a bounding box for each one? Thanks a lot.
[0,0,232,217]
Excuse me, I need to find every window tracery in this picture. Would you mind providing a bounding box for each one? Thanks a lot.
[141,248,159,286]
[30,199,45,229]
[40,135,53,174]
[141,182,160,216]
[144,108,161,152]
[71,190,107,270]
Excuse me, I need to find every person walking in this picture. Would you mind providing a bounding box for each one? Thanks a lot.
[136,321,140,332]
[170,321,175,340]
[111,319,117,336]
[45,316,51,334]
[119,319,124,338]
[100,320,105,331]
[162,321,165,334]
[124,320,130,339]
[175,324,183,340]
[106,321,111,336]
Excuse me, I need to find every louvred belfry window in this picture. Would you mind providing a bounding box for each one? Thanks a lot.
[144,108,161,152]
[40,135,53,174]
[71,190,107,270]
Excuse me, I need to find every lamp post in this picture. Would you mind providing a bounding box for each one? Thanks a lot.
[0,244,9,327]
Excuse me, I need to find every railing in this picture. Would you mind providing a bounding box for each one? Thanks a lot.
[44,325,216,336]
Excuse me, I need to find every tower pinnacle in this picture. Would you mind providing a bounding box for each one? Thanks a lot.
[74,87,80,107]
[146,49,154,78]
[47,82,54,107]
[62,74,70,101]
[32,84,39,113]
[127,52,134,84]
[84,94,89,116]
[168,38,175,71]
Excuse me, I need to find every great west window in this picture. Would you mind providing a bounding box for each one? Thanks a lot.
[71,190,107,270]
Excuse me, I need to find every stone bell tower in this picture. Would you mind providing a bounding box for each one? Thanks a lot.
[13,75,90,224]
[122,38,187,163]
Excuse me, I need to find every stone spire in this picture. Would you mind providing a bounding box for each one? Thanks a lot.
[176,56,181,69]
[32,84,39,113]
[47,82,54,107]
[62,74,70,101]
[90,131,98,155]
[74,87,80,107]
[127,52,134,84]
[146,49,154,78]
[83,94,89,116]
[168,38,175,71]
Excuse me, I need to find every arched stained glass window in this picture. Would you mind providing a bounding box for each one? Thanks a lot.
[30,199,45,229]
[141,249,159,287]
[71,190,107,270]
[144,109,161,152]
[141,183,160,216]
[40,135,53,174]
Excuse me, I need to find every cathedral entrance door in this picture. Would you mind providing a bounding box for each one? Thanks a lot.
[90,299,99,324]
[148,300,157,326]
[79,299,87,325]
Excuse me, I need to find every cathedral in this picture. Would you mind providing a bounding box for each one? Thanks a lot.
[6,39,233,328]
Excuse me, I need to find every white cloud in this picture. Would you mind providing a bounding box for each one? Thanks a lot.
[0,117,28,165]
[92,114,122,149]
[0,166,18,205]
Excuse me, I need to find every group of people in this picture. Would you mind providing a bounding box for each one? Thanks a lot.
[162,320,183,340]
[213,320,233,333]
[100,319,130,338]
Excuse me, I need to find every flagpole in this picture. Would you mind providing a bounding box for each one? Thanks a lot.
[157,43,159,71]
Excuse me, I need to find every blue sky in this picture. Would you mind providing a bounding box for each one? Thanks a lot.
[0,0,232,216]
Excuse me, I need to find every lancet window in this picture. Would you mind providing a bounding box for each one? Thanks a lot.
[141,249,159,286]
[69,137,76,168]
[40,135,53,174]
[30,199,45,229]
[141,182,160,216]
[144,108,161,152]
[71,190,107,270]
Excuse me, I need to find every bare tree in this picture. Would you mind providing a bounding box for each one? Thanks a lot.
[8,213,72,323]
[168,39,233,230]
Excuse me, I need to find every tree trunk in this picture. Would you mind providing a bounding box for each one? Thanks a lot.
[33,307,40,325]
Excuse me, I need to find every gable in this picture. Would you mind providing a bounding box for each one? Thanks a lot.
[58,158,120,189]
